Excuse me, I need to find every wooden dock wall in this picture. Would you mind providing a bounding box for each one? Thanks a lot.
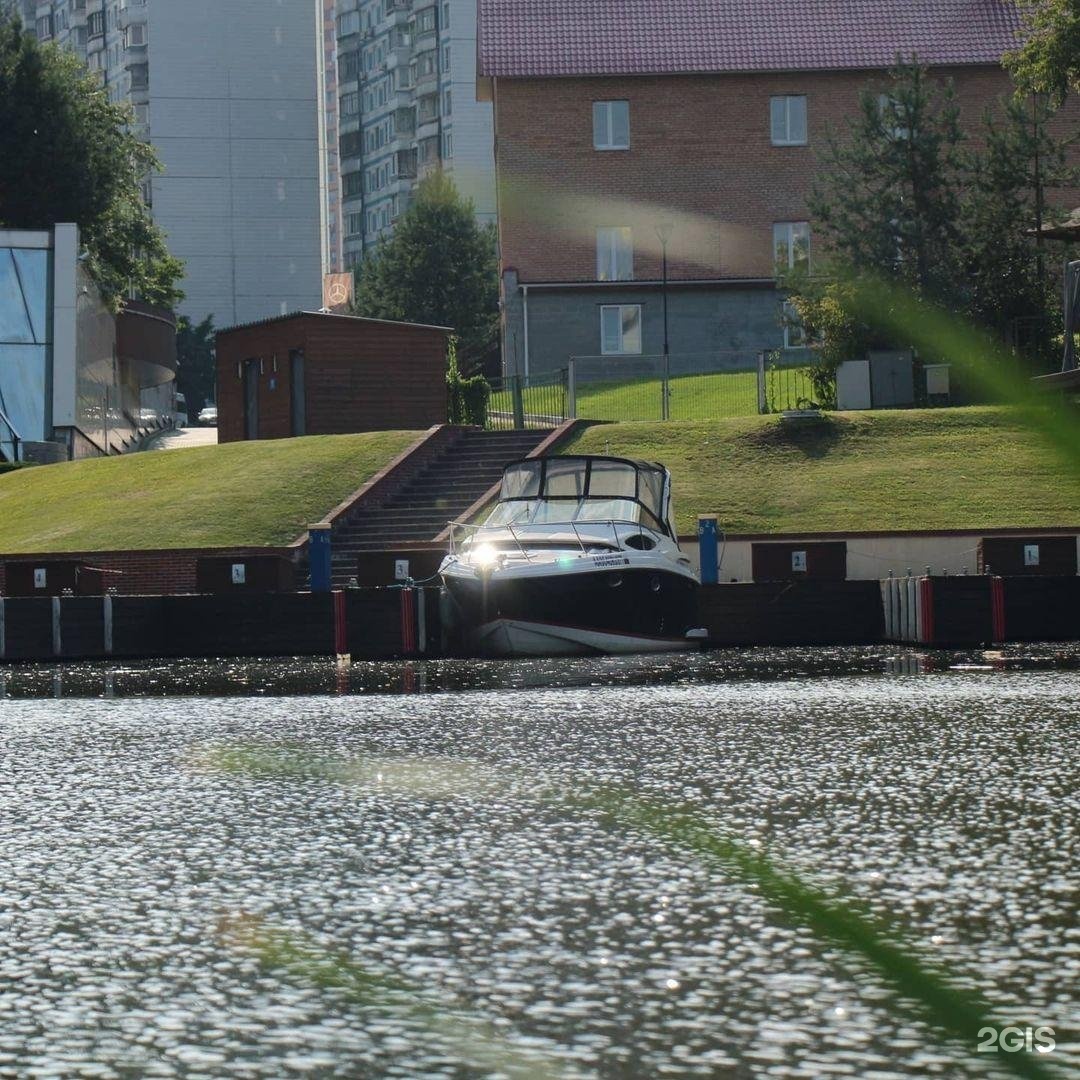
[0,590,441,663]
[2,577,1079,663]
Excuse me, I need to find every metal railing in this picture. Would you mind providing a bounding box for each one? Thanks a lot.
[0,403,22,463]
[564,350,821,421]
[486,369,568,430]
[446,515,663,559]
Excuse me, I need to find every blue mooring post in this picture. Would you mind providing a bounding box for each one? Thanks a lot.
[697,515,719,584]
[309,523,332,593]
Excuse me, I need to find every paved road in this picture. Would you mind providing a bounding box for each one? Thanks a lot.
[145,425,218,451]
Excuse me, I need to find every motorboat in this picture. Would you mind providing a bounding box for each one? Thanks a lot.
[439,455,703,657]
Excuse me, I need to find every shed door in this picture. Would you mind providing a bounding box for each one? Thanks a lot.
[243,359,259,440]
[290,349,306,436]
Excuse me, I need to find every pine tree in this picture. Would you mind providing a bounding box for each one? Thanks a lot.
[809,62,967,305]
[352,171,498,370]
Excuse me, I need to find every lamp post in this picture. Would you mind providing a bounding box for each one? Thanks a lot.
[656,222,674,420]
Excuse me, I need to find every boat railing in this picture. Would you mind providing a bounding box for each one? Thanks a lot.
[446,516,659,559]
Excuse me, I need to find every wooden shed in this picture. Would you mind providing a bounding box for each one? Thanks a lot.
[215,311,450,443]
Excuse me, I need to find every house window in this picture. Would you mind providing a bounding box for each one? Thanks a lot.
[773,221,810,273]
[781,301,806,348]
[600,305,642,355]
[596,227,633,281]
[770,95,807,145]
[340,92,359,117]
[593,100,629,150]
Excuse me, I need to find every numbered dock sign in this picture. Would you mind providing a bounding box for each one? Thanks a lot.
[791,551,808,573]
[1024,544,1040,567]
[231,563,246,585]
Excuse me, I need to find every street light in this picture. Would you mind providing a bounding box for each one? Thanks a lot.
[656,222,674,420]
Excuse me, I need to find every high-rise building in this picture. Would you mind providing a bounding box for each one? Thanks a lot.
[320,0,343,274]
[334,0,495,269]
[21,0,323,328]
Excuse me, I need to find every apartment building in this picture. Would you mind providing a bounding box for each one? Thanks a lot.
[476,0,1062,377]
[335,0,495,269]
[21,0,323,328]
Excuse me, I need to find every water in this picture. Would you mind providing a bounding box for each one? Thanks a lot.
[0,647,1076,1078]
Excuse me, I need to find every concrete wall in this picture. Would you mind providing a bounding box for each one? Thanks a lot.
[506,275,803,376]
[148,0,323,329]
[683,530,1080,582]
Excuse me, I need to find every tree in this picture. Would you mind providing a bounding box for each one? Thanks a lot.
[0,16,183,310]
[175,315,215,420]
[789,61,1076,393]
[961,93,1074,366]
[352,171,498,370]
[1006,0,1080,105]
[808,62,967,306]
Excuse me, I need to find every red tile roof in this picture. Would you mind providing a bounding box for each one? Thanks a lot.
[477,0,1023,78]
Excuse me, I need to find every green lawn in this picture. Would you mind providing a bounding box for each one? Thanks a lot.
[0,431,420,553]
[564,406,1080,535]
[490,364,816,422]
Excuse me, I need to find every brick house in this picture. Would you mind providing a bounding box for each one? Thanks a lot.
[476,0,1072,378]
[215,311,449,442]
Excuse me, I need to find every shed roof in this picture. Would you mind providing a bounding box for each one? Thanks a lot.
[477,0,1024,79]
[215,310,453,338]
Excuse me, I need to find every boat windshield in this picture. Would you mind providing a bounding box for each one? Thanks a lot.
[490,457,669,533]
[502,458,663,504]
[485,497,648,528]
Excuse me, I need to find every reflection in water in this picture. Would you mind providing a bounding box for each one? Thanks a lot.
[0,650,1076,1077]
[2,642,1080,699]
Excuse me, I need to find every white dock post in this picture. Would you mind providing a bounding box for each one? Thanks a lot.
[52,596,62,657]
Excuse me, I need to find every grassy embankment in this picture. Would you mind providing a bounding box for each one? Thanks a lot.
[0,431,419,553]
[563,405,1080,535]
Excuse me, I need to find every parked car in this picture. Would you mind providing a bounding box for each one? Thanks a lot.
[198,405,218,426]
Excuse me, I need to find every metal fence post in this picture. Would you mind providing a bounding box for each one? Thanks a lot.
[511,374,525,430]
[756,351,768,414]
[309,523,333,593]
[697,516,720,584]
[567,359,577,419]
[661,351,671,421]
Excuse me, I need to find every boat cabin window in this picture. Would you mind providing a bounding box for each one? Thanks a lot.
[500,461,541,499]
[588,459,637,498]
[492,457,669,534]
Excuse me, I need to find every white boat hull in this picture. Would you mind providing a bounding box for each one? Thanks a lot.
[476,618,700,658]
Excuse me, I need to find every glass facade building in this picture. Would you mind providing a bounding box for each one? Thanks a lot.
[0,242,50,461]
[0,226,176,463]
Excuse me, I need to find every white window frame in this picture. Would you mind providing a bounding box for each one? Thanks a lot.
[600,304,642,355]
[596,227,633,282]
[593,100,629,151]
[773,221,811,274]
[770,94,807,146]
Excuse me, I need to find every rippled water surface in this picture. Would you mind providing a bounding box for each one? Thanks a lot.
[1,647,1076,1078]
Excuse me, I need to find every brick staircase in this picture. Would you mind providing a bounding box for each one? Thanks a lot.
[323,428,550,586]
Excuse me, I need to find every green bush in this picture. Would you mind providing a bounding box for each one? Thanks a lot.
[446,337,491,426]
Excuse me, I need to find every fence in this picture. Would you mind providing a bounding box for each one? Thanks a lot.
[484,352,819,429]
[487,370,569,430]
[569,351,817,422]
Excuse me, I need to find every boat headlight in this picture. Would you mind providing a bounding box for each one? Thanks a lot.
[473,543,500,568]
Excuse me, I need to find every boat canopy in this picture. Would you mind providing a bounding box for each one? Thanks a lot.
[497,456,670,531]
